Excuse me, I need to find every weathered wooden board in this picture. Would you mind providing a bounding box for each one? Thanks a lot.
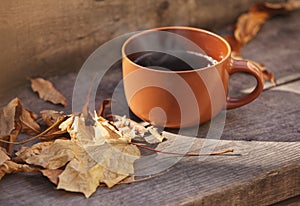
[0,75,299,206]
[0,0,266,94]
[0,6,299,206]
[242,12,300,82]
[0,138,299,206]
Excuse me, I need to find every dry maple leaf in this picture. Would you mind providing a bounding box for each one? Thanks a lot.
[31,78,68,107]
[234,11,269,45]
[20,139,77,169]
[0,98,40,152]
[17,114,140,198]
[15,141,54,163]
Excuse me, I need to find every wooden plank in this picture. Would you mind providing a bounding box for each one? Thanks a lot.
[272,80,300,95]
[0,139,299,206]
[241,10,300,83]
[194,80,300,142]
[0,0,265,94]
[0,76,299,205]
[272,195,300,206]
[0,8,299,206]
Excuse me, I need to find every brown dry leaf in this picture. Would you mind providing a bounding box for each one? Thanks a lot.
[38,110,66,141]
[234,0,300,45]
[0,98,22,153]
[20,139,77,169]
[41,169,63,185]
[224,35,241,57]
[0,147,10,165]
[0,98,20,136]
[97,98,114,118]
[251,0,300,14]
[230,56,276,84]
[262,70,276,85]
[0,161,39,180]
[39,131,68,141]
[20,108,40,135]
[249,61,276,85]
[31,77,68,107]
[223,0,300,84]
[41,110,64,127]
[234,11,269,45]
[15,141,53,162]
[0,98,41,152]
[19,114,140,198]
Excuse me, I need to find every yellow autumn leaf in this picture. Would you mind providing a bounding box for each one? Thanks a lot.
[23,139,78,170]
[16,141,53,161]
[17,113,141,198]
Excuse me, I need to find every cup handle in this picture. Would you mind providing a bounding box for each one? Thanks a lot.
[226,59,264,109]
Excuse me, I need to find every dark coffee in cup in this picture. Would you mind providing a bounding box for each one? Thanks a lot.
[132,51,217,71]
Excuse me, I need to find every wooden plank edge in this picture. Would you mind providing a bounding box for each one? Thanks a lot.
[177,161,300,206]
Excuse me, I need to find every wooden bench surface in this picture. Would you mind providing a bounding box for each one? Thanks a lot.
[0,10,299,206]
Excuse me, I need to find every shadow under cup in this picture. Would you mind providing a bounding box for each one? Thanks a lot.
[121,27,264,128]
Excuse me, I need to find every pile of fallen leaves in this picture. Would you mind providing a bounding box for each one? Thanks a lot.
[0,79,165,197]
[1,0,299,198]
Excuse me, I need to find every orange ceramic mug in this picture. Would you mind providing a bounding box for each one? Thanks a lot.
[122,26,264,128]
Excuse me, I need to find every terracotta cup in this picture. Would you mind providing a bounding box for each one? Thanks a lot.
[122,26,264,128]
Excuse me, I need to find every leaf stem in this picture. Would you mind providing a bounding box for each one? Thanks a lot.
[130,142,234,156]
[0,117,66,145]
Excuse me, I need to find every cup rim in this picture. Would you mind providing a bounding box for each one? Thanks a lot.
[122,26,231,74]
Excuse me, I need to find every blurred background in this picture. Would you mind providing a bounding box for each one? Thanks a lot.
[0,0,268,94]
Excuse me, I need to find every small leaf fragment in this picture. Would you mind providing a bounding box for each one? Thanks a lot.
[250,61,276,85]
[0,161,39,180]
[20,108,40,135]
[0,98,22,153]
[41,169,63,185]
[234,11,269,45]
[97,98,114,118]
[31,77,68,107]
[41,110,64,127]
[15,141,53,162]
[0,148,10,165]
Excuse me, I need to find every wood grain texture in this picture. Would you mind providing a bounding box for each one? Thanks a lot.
[0,0,266,94]
[0,140,299,206]
[0,4,299,206]
[0,73,299,205]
